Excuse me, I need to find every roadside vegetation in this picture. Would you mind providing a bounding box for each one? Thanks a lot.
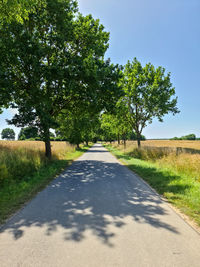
[0,140,91,224]
[105,141,200,227]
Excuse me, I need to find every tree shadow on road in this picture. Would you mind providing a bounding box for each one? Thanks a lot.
[0,157,180,247]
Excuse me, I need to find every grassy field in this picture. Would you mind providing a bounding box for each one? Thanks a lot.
[120,139,200,150]
[0,140,91,224]
[105,140,200,228]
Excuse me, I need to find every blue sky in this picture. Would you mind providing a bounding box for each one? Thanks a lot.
[0,0,200,139]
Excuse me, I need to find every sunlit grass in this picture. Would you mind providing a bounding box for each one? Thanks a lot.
[116,140,200,150]
[0,141,75,185]
[105,142,200,227]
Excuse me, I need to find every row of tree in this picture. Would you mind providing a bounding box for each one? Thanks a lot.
[0,0,179,158]
[171,134,197,140]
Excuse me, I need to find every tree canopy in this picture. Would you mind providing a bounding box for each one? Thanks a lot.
[1,128,15,140]
[0,0,121,158]
[18,126,39,140]
[120,58,179,147]
[0,1,179,155]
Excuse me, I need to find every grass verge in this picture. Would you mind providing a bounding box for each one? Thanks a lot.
[105,144,200,228]
[0,145,91,225]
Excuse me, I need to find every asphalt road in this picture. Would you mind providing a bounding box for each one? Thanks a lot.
[1,143,200,267]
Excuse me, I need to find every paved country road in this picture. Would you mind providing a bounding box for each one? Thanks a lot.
[1,144,200,267]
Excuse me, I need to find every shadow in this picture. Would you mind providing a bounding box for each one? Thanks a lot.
[0,157,179,247]
[86,149,109,153]
[114,153,191,200]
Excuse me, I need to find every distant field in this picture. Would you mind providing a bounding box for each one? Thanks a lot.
[123,140,200,150]
[0,140,75,160]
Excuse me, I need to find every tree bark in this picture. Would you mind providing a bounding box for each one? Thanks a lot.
[117,133,120,145]
[123,133,126,149]
[136,132,141,148]
[45,138,52,159]
[43,127,51,159]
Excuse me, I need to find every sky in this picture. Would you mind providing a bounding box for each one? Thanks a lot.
[0,0,200,139]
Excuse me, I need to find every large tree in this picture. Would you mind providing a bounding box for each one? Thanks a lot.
[121,58,179,147]
[18,126,39,140]
[0,0,121,159]
[1,128,15,140]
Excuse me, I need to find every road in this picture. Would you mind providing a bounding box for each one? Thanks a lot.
[0,143,200,267]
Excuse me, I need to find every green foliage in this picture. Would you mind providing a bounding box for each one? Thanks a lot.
[120,58,179,146]
[1,128,15,140]
[57,108,100,147]
[18,126,39,140]
[0,0,46,23]
[171,134,196,140]
[0,0,121,158]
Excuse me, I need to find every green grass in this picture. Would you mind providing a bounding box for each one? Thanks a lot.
[105,144,200,227]
[0,145,91,224]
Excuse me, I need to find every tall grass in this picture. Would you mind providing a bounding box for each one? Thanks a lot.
[0,141,75,186]
[111,141,200,182]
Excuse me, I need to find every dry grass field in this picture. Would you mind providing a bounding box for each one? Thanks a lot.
[0,140,76,185]
[0,140,75,159]
[120,139,200,150]
[112,140,200,182]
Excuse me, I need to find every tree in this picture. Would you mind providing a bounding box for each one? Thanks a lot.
[120,58,179,147]
[18,126,39,140]
[57,108,101,148]
[1,128,15,140]
[0,0,45,24]
[1,0,121,159]
[171,134,196,140]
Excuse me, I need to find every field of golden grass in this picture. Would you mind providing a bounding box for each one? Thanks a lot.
[112,140,200,182]
[0,140,75,159]
[0,140,76,185]
[121,140,200,150]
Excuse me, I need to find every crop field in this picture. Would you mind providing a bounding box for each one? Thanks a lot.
[119,139,200,150]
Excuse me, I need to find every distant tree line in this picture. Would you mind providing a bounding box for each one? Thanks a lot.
[171,134,198,140]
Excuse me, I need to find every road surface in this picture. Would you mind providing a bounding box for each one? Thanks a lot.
[0,144,200,267]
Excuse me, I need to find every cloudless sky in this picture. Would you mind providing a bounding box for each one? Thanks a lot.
[0,0,200,139]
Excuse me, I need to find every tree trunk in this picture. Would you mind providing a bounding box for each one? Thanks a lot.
[123,133,126,149]
[136,132,141,148]
[117,133,120,145]
[45,139,52,159]
[86,141,89,146]
[43,127,51,159]
[76,143,80,149]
